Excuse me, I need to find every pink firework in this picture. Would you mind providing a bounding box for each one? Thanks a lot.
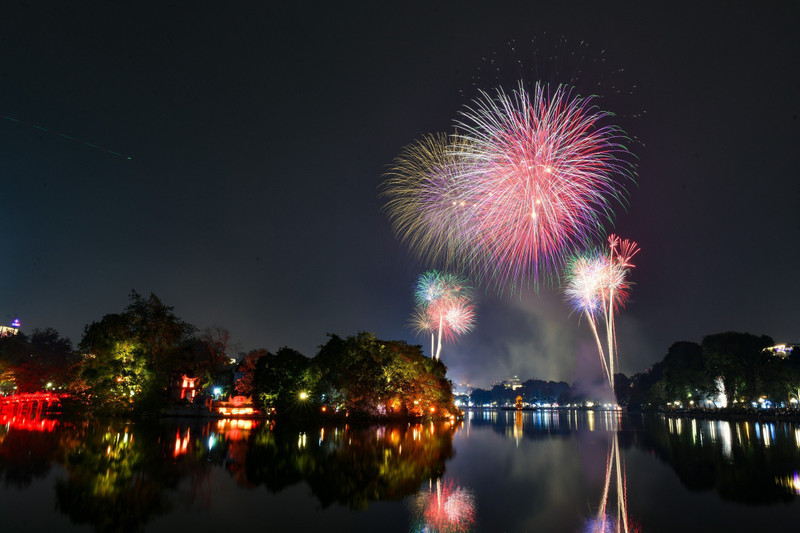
[564,235,639,391]
[431,295,477,342]
[452,82,634,290]
[409,271,476,361]
[413,479,477,533]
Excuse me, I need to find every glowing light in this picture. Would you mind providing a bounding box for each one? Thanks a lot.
[382,83,635,292]
[299,391,308,401]
[412,479,477,532]
[410,270,476,361]
[564,235,639,392]
[777,472,800,495]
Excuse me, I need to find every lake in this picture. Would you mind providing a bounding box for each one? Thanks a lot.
[1,409,800,532]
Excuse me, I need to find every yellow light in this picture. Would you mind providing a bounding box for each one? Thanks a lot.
[299,391,308,400]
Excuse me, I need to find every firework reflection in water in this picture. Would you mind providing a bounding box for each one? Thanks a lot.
[584,433,641,533]
[410,478,476,533]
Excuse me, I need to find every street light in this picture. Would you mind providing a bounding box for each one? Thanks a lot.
[299,391,308,401]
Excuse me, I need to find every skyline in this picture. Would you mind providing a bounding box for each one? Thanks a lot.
[1,2,798,388]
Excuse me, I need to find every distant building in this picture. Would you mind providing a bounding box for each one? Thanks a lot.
[763,344,799,358]
[493,376,523,390]
[0,318,20,337]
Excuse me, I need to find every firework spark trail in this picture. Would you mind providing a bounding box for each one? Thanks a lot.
[564,235,638,392]
[408,271,475,361]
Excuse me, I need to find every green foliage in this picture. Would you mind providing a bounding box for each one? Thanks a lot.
[309,333,456,418]
[78,291,196,414]
[660,341,714,403]
[702,332,774,403]
[249,333,457,419]
[253,347,311,414]
[626,331,791,410]
[469,380,571,407]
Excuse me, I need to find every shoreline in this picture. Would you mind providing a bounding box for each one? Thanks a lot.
[649,407,800,423]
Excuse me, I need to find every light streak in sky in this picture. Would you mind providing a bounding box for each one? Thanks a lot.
[563,235,639,392]
[1,114,132,159]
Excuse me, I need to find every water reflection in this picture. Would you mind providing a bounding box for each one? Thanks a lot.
[646,415,800,504]
[0,412,63,488]
[0,415,459,530]
[411,478,476,533]
[584,433,639,533]
[3,410,800,530]
[246,421,456,509]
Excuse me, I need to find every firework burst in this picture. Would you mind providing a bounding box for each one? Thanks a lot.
[563,235,639,391]
[382,82,634,293]
[409,270,476,361]
[383,133,478,270]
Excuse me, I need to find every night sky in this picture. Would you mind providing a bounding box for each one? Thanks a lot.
[1,2,798,388]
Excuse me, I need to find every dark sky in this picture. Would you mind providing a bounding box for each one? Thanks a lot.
[1,2,798,388]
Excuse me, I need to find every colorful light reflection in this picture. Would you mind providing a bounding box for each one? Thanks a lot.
[412,478,476,532]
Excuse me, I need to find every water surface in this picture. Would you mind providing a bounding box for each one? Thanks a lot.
[1,410,799,531]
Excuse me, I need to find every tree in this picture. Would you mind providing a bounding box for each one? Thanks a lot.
[78,291,196,413]
[701,332,773,404]
[235,349,266,397]
[194,326,234,389]
[660,341,714,404]
[0,328,77,393]
[253,347,310,414]
[305,333,457,418]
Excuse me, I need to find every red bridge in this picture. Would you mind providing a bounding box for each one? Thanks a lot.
[0,393,65,417]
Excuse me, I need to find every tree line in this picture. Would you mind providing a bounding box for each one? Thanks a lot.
[0,291,457,418]
[465,331,798,411]
[616,331,798,410]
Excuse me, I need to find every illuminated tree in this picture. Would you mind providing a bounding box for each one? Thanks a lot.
[234,349,266,397]
[311,333,457,418]
[78,292,195,413]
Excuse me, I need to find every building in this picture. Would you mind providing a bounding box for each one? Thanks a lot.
[493,376,523,390]
[763,344,799,358]
[0,319,20,337]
